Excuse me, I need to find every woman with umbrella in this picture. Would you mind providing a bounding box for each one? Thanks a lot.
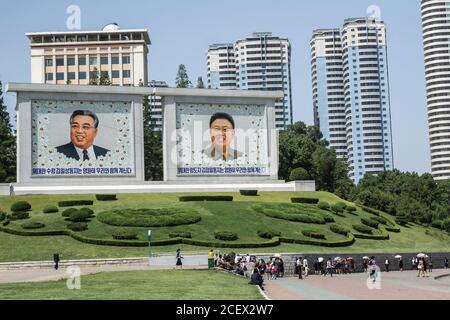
[395,255,403,272]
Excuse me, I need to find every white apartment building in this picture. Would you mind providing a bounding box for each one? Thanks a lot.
[27,23,150,86]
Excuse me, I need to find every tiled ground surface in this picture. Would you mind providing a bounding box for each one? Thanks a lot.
[264,270,450,300]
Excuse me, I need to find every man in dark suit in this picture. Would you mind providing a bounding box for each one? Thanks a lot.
[56,110,110,161]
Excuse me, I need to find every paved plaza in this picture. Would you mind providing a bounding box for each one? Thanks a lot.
[264,270,450,300]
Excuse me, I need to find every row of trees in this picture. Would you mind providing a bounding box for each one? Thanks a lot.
[0,81,16,183]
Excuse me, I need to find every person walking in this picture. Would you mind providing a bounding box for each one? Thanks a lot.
[297,257,303,280]
[444,257,449,269]
[417,258,424,277]
[265,260,272,280]
[368,256,377,284]
[53,253,60,270]
[428,257,433,273]
[411,257,416,270]
[325,258,333,277]
[399,258,404,272]
[175,249,184,269]
[208,249,215,270]
[384,257,390,272]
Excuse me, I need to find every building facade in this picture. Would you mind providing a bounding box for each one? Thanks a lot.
[27,24,150,86]
[311,18,394,183]
[207,33,293,129]
[421,0,450,180]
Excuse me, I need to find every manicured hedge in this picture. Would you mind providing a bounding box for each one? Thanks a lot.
[262,209,326,224]
[97,207,201,227]
[2,220,10,226]
[168,232,192,239]
[112,230,138,240]
[239,190,258,196]
[431,220,443,230]
[346,206,357,212]
[302,230,326,240]
[8,212,30,220]
[330,224,350,236]
[370,216,388,225]
[385,226,401,233]
[361,206,380,216]
[361,218,380,229]
[68,210,93,222]
[62,208,78,217]
[353,224,373,234]
[354,227,390,240]
[214,231,239,241]
[335,202,348,211]
[257,230,282,239]
[96,194,117,201]
[21,222,45,230]
[0,211,6,222]
[280,234,355,248]
[179,196,233,202]
[58,200,94,207]
[43,205,59,214]
[291,198,319,204]
[317,202,330,210]
[331,204,345,214]
[320,213,336,223]
[11,201,31,212]
[67,222,88,232]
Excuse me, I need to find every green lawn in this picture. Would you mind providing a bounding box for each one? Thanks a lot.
[0,191,449,262]
[0,269,263,300]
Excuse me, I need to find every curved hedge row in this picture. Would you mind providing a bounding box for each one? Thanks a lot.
[97,207,201,227]
[302,230,326,240]
[280,234,355,248]
[179,196,233,202]
[262,209,326,224]
[253,204,331,225]
[353,227,390,240]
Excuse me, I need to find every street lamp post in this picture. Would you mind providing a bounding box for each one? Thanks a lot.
[147,230,152,265]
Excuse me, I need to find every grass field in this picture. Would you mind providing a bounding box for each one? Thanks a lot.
[0,191,449,262]
[0,269,262,300]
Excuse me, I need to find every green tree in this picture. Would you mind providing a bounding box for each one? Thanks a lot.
[0,81,16,183]
[176,64,191,88]
[88,67,99,85]
[99,72,112,86]
[196,76,205,89]
[289,167,311,181]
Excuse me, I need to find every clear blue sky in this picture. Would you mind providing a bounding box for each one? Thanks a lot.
[0,0,430,174]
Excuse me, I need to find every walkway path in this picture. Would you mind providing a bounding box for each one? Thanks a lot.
[264,270,450,300]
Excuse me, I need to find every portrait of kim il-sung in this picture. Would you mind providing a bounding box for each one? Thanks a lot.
[202,112,243,161]
[56,110,110,161]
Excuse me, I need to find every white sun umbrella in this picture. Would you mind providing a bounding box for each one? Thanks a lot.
[363,256,370,260]
[318,257,324,263]
[274,254,281,258]
[395,255,402,259]
[334,257,341,261]
[417,253,426,258]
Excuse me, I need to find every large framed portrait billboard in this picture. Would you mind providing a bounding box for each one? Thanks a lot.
[31,100,135,177]
[176,103,270,176]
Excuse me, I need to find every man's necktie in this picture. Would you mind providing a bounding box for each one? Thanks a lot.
[82,149,89,161]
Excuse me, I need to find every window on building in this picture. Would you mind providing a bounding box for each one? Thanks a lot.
[112,70,120,79]
[45,58,53,67]
[56,57,64,66]
[89,56,98,65]
[68,72,76,80]
[79,72,87,80]
[100,56,109,65]
[122,55,131,64]
[45,73,53,81]
[101,71,109,78]
[56,73,64,80]
[78,56,86,65]
[111,55,120,65]
[67,56,76,66]
[123,70,131,78]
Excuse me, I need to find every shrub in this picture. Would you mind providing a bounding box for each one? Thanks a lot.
[10,201,32,212]
[8,212,30,220]
[214,231,239,241]
[179,196,233,202]
[112,230,138,240]
[168,232,192,239]
[68,210,93,222]
[58,200,94,207]
[443,219,450,233]
[335,202,348,211]
[289,167,311,181]
[317,202,330,210]
[431,220,443,230]
[0,211,6,222]
[361,218,380,229]
[97,207,201,227]
[330,204,345,216]
[257,230,282,239]
[330,224,350,236]
[239,190,258,196]
[320,213,336,223]
[291,198,319,204]
[67,222,88,232]
[21,222,45,230]
[79,208,95,217]
[362,206,380,216]
[302,230,326,240]
[96,194,117,201]
[370,216,388,225]
[62,208,78,217]
[262,209,326,224]
[353,224,373,235]
[2,220,10,226]
[43,205,59,214]
[346,206,357,212]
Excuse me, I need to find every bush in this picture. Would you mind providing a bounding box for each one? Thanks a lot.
[336,202,348,211]
[239,190,258,196]
[443,219,450,233]
[68,210,93,222]
[361,218,380,229]
[96,194,117,201]
[2,220,10,226]
[67,222,88,232]
[353,224,373,235]
[262,209,326,224]
[214,231,239,241]
[289,167,311,181]
[346,206,357,212]
[330,204,345,216]
[257,230,282,239]
[8,212,30,220]
[10,201,32,212]
[291,198,319,204]
[317,202,330,210]
[0,211,6,222]
[97,207,201,227]
[168,232,192,239]
[431,220,443,230]
[112,230,138,240]
[302,230,326,240]
[330,224,350,236]
[58,200,94,207]
[21,222,45,230]
[79,208,95,217]
[179,196,233,202]
[62,208,78,217]
[362,206,380,216]
[43,205,59,214]
[370,216,388,225]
